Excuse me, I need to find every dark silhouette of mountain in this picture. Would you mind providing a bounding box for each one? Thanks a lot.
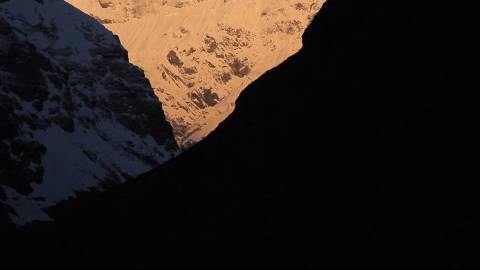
[1,0,473,269]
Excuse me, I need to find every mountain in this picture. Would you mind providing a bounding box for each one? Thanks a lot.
[66,0,325,145]
[0,0,178,226]
[1,0,473,269]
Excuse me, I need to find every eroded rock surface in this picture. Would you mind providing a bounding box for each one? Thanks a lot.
[67,0,325,145]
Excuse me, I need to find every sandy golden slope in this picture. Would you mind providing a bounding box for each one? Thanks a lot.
[66,0,324,146]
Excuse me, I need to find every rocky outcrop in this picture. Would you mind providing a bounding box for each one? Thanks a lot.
[67,0,325,145]
[0,0,178,225]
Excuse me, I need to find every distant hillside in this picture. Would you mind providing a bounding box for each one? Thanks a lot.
[67,0,325,145]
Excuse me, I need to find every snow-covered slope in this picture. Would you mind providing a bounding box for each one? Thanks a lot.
[0,0,178,225]
[66,0,325,146]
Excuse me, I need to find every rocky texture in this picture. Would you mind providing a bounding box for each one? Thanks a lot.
[0,0,178,226]
[66,0,324,145]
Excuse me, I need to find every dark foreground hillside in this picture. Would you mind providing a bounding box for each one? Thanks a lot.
[2,1,474,269]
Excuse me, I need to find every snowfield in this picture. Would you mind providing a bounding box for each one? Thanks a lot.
[0,0,178,225]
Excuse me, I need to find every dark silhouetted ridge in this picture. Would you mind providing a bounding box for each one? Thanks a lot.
[2,1,474,269]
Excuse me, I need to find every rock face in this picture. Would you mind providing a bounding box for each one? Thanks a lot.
[66,0,324,145]
[0,0,178,225]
